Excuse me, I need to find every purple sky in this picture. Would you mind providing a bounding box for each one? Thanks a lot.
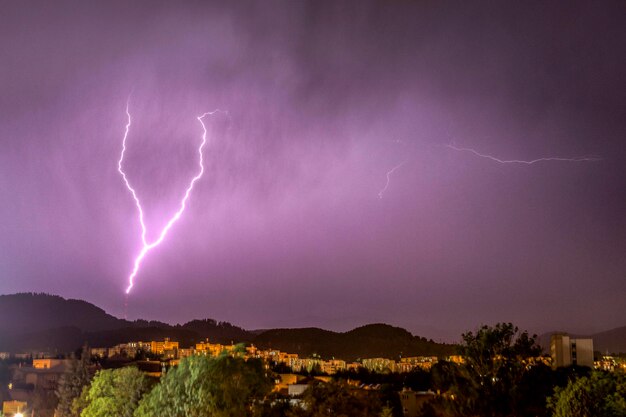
[1,1,625,342]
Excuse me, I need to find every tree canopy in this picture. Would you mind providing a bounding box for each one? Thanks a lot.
[56,348,91,417]
[549,371,626,417]
[298,380,381,417]
[435,323,543,417]
[134,352,272,417]
[79,367,152,417]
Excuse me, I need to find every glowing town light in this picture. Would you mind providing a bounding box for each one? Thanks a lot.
[445,144,601,165]
[118,100,222,294]
[378,161,407,199]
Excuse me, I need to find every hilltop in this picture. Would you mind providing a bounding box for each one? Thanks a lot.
[254,323,456,361]
[0,293,455,359]
[0,293,252,352]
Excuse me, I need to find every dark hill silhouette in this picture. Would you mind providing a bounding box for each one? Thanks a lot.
[0,293,125,333]
[591,326,626,354]
[0,293,251,351]
[253,323,456,361]
[253,327,340,357]
[0,293,456,359]
[180,319,252,343]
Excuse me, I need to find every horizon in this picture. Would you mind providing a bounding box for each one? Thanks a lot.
[2,291,621,345]
[2,1,625,343]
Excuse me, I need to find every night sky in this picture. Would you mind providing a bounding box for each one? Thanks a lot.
[1,1,625,342]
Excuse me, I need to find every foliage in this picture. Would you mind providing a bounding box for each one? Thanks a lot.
[548,371,626,417]
[78,367,152,417]
[251,392,298,417]
[437,323,542,417]
[296,380,382,417]
[32,386,59,413]
[378,384,403,417]
[71,386,90,417]
[334,367,431,391]
[56,348,92,417]
[134,352,272,417]
[0,362,10,386]
[379,406,394,417]
[0,362,10,403]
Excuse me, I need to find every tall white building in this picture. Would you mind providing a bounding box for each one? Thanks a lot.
[550,333,593,368]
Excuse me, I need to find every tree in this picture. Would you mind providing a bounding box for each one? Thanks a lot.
[298,380,381,417]
[56,347,91,417]
[79,367,152,417]
[135,352,272,417]
[0,361,10,403]
[379,406,394,417]
[439,323,542,417]
[548,371,626,417]
[252,391,300,417]
[32,386,59,415]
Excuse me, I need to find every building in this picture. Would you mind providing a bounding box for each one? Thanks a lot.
[12,359,72,390]
[399,356,439,372]
[550,333,594,368]
[195,340,233,357]
[150,338,179,355]
[106,341,150,358]
[274,373,304,392]
[361,358,395,373]
[3,400,28,416]
[90,347,109,358]
[32,359,67,370]
[288,384,308,397]
[8,359,73,417]
[321,359,346,375]
[398,389,435,417]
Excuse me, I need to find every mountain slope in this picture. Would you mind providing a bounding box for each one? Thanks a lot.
[590,326,626,354]
[0,293,250,351]
[253,323,456,361]
[181,319,252,343]
[0,293,457,359]
[0,293,125,333]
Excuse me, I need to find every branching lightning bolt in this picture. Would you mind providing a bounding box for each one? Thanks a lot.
[118,100,222,294]
[445,144,602,164]
[378,161,407,199]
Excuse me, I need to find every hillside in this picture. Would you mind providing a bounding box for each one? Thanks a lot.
[181,319,252,343]
[0,293,125,333]
[0,293,458,360]
[253,323,457,361]
[5,293,626,358]
[591,326,626,354]
[0,293,251,352]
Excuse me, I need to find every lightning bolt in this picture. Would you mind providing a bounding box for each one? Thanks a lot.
[378,161,407,199]
[118,100,223,294]
[445,144,601,164]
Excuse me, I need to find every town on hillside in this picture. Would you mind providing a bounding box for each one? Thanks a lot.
[1,331,624,417]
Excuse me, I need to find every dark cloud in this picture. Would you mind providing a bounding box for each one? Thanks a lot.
[1,1,625,341]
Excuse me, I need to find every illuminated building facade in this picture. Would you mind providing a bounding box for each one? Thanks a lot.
[550,333,594,368]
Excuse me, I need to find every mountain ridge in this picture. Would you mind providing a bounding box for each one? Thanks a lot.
[4,293,625,357]
[0,293,457,359]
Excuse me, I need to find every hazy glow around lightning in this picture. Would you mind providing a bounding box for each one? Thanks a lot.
[446,144,601,164]
[118,101,221,294]
[378,161,406,199]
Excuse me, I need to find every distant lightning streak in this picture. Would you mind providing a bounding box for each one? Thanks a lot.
[445,144,601,164]
[119,100,222,294]
[378,161,406,199]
